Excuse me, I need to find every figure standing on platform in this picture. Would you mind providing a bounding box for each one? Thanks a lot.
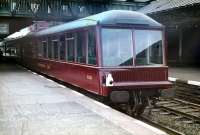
[0,48,3,61]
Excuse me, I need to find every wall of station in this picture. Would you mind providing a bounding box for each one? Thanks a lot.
[167,26,200,67]
[0,17,32,40]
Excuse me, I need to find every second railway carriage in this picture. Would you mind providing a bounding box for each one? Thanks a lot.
[5,10,172,115]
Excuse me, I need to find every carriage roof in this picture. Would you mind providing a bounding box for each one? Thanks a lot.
[5,10,162,41]
[36,10,162,36]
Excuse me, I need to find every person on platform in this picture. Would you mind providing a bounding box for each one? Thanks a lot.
[0,49,3,61]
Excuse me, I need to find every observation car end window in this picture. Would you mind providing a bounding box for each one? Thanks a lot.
[135,30,163,66]
[101,28,133,67]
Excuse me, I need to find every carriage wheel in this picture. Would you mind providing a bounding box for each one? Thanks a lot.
[126,90,148,116]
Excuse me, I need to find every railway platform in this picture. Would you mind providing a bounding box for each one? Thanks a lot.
[168,67,200,104]
[0,63,167,135]
[169,67,200,86]
[169,67,200,82]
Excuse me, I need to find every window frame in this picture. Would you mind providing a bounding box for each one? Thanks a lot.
[65,32,76,62]
[99,26,166,68]
[134,28,165,67]
[47,37,52,59]
[36,27,98,67]
[42,40,47,58]
[59,35,66,61]
[51,39,59,60]
[76,30,87,64]
[63,27,98,66]
[100,27,134,67]
[86,28,97,66]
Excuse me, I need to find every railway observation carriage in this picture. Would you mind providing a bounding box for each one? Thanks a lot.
[5,10,172,115]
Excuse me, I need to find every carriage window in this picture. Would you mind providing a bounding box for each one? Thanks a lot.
[52,40,59,59]
[76,31,86,63]
[66,33,75,62]
[135,30,163,66]
[42,41,47,58]
[102,28,133,66]
[87,29,96,65]
[48,37,52,58]
[37,41,43,57]
[60,36,66,60]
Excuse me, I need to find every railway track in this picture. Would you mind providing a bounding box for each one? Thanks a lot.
[140,98,200,135]
[175,81,200,104]
[156,98,200,122]
[139,115,185,135]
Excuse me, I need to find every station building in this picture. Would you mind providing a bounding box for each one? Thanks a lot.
[139,0,200,67]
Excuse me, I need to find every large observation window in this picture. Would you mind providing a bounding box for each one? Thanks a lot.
[135,30,163,66]
[102,28,133,67]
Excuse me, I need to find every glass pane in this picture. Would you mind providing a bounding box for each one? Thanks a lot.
[42,42,47,58]
[67,33,75,62]
[53,41,58,59]
[38,41,42,57]
[135,30,163,66]
[102,28,133,66]
[88,29,96,65]
[59,36,66,60]
[76,32,86,63]
[48,37,52,58]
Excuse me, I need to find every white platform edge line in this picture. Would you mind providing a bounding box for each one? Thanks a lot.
[57,84,67,88]
[169,76,200,86]
[32,72,37,75]
[46,78,54,82]
[71,91,84,96]
[134,120,167,135]
[93,100,110,109]
[187,80,200,86]
[38,75,45,78]
[168,77,177,82]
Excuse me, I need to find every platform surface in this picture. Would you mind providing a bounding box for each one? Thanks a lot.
[169,67,200,82]
[0,63,167,135]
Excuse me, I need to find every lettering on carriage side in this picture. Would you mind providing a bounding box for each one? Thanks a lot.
[47,65,51,70]
[86,74,93,80]
[37,63,46,68]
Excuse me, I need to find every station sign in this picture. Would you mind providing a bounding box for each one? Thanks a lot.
[0,23,9,34]
[30,21,49,32]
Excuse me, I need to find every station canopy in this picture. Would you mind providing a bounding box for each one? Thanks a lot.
[82,0,153,2]
[139,0,200,14]
[4,21,50,41]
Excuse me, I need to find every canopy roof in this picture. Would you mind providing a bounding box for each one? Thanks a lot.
[139,0,200,14]
[5,10,162,41]
[36,10,162,36]
[4,27,32,41]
